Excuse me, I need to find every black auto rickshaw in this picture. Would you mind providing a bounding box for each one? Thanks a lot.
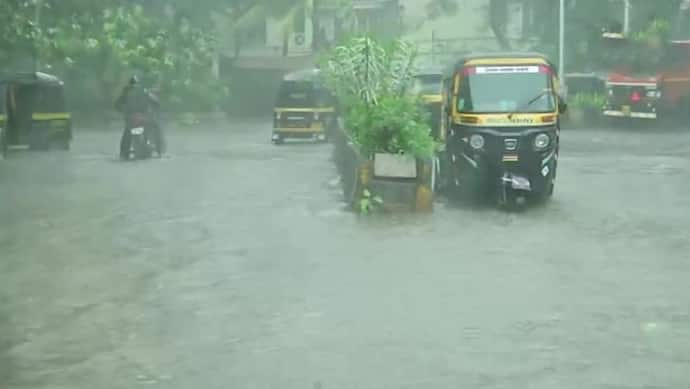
[411,67,444,140]
[272,68,337,144]
[0,72,72,153]
[440,52,567,208]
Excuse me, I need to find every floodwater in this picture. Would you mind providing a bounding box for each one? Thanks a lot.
[1,120,690,388]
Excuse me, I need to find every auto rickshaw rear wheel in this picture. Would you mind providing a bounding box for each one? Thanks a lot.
[58,140,70,150]
[56,135,71,150]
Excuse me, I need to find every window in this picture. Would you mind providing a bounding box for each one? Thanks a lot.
[457,66,555,113]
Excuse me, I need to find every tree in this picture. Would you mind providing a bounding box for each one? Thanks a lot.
[321,37,435,158]
[1,0,227,112]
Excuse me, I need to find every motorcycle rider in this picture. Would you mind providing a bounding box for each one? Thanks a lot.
[115,75,163,159]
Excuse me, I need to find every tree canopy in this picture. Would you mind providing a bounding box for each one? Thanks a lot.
[0,0,226,112]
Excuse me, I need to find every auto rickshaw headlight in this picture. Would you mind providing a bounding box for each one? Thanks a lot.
[534,133,550,150]
[469,134,485,150]
[275,111,281,119]
[314,112,320,121]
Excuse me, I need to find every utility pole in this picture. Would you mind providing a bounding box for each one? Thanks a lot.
[431,29,435,66]
[623,0,630,35]
[558,0,565,82]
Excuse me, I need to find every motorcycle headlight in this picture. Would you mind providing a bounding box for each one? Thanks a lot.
[469,134,485,150]
[314,112,319,121]
[275,111,281,120]
[534,133,550,151]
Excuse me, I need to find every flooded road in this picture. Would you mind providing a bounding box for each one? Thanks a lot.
[2,120,690,389]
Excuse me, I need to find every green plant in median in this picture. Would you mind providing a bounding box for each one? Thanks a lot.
[321,36,437,159]
[346,95,435,158]
[359,189,384,215]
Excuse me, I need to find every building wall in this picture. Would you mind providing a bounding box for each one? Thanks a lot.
[401,0,491,41]
[266,15,314,56]
[401,0,537,66]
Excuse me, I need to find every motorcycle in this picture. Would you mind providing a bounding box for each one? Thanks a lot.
[122,113,155,160]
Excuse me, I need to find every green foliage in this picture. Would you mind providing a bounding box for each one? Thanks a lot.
[599,18,672,75]
[358,188,383,215]
[0,1,227,112]
[321,36,436,159]
[526,0,682,72]
[347,96,436,158]
[570,93,606,110]
[321,37,418,105]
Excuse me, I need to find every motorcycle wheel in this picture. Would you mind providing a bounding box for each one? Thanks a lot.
[132,135,150,159]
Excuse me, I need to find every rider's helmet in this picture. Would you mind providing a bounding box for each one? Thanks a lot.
[129,75,140,86]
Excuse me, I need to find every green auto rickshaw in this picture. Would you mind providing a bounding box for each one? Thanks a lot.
[0,72,72,154]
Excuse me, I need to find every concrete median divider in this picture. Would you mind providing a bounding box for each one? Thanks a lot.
[332,127,434,212]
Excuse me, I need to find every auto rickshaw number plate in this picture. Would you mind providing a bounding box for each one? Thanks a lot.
[622,105,631,116]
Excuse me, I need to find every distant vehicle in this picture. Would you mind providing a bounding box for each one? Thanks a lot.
[0,72,72,153]
[439,52,567,208]
[411,67,444,140]
[272,68,337,145]
[600,33,690,123]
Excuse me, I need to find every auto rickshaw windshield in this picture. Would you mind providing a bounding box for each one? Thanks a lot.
[458,65,555,113]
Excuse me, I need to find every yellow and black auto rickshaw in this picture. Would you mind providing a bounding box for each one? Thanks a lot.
[272,68,337,145]
[411,67,444,140]
[440,52,567,207]
[0,72,72,154]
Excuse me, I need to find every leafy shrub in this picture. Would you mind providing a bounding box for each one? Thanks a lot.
[321,36,436,159]
[346,95,435,158]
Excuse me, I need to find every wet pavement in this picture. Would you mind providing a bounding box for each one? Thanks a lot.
[1,120,690,389]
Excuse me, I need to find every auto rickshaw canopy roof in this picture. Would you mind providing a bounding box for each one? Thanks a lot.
[444,52,558,77]
[0,72,64,86]
[282,68,321,83]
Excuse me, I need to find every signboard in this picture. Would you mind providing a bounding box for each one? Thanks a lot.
[475,66,540,74]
